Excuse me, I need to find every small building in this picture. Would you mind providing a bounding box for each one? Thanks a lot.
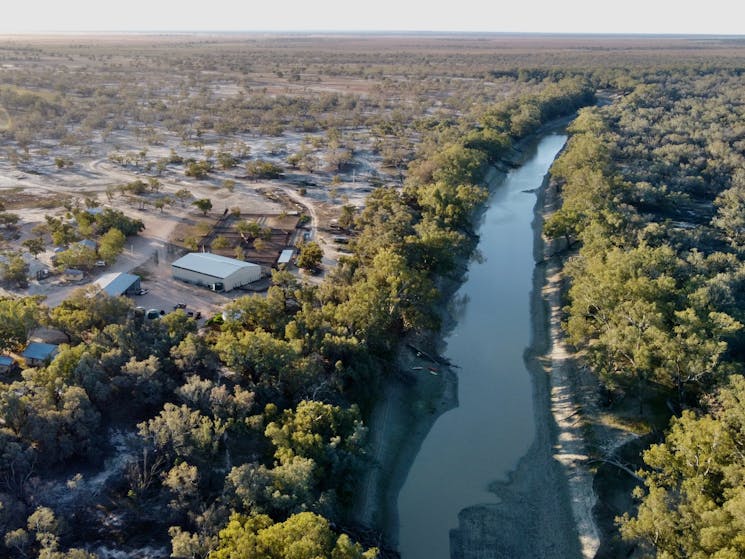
[21,342,59,367]
[77,239,98,251]
[0,355,16,374]
[171,252,261,292]
[94,272,141,297]
[277,249,294,267]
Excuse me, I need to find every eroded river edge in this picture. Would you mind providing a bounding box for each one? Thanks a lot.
[354,127,591,559]
[447,132,584,559]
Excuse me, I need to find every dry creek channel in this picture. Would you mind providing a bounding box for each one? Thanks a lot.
[396,132,582,559]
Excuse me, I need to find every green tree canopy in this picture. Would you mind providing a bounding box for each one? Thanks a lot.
[296,242,323,272]
[98,227,126,264]
[0,296,44,352]
[210,512,377,559]
[192,198,213,216]
[619,375,745,558]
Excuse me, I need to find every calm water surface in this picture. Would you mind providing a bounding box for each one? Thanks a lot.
[397,133,568,559]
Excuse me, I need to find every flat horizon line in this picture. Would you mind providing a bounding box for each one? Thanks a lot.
[0,29,743,38]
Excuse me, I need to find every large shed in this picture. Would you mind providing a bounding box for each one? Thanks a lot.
[94,272,141,297]
[171,252,261,292]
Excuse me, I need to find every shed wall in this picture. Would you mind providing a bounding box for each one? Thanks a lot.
[172,264,261,292]
[172,267,217,288]
[223,265,261,291]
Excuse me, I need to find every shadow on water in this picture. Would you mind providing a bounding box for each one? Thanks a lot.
[397,133,581,559]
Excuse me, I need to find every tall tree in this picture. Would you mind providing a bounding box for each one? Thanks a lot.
[210,512,377,559]
[619,375,745,559]
[192,199,213,216]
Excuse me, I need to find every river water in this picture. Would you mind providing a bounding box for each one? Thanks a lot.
[396,133,568,559]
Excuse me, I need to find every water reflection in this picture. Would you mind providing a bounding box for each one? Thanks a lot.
[397,134,568,559]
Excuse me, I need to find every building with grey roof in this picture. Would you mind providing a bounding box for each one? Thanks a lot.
[277,249,294,267]
[94,272,141,297]
[171,252,261,292]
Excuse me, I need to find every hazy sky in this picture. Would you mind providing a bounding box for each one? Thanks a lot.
[1,0,744,34]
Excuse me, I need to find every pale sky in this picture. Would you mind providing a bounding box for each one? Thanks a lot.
[1,0,744,35]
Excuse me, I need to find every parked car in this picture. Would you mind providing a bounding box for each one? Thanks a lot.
[174,303,187,309]
[135,288,149,296]
[146,309,161,320]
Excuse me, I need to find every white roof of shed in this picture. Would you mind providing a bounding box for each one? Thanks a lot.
[278,249,294,264]
[94,272,140,296]
[171,252,259,279]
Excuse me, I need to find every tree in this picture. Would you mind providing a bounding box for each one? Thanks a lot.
[214,329,299,386]
[185,160,213,179]
[1,254,29,287]
[217,152,237,170]
[236,220,261,243]
[543,206,583,249]
[22,237,45,258]
[162,462,200,512]
[116,356,171,409]
[98,228,126,264]
[192,199,213,216]
[94,208,144,237]
[211,512,377,559]
[46,218,78,246]
[296,241,323,272]
[338,205,356,230]
[713,172,745,249]
[175,188,194,206]
[414,181,488,230]
[49,287,131,342]
[15,385,101,465]
[169,525,217,559]
[148,177,162,193]
[211,236,230,250]
[245,160,283,180]
[54,245,97,271]
[138,403,225,466]
[264,400,366,501]
[253,238,266,252]
[0,211,20,229]
[619,375,745,558]
[0,296,44,352]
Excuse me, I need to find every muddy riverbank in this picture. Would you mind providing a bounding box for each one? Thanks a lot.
[354,123,601,559]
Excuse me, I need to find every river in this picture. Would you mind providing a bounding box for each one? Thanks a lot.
[396,133,569,559]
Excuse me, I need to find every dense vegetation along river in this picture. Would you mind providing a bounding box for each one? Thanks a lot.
[397,133,568,559]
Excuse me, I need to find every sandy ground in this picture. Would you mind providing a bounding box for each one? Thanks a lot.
[534,174,600,558]
[1,125,391,307]
[354,125,604,559]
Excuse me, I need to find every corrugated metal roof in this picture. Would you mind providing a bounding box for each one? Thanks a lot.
[22,342,58,361]
[94,272,140,296]
[78,239,97,250]
[278,249,294,264]
[171,253,260,279]
[0,355,14,367]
